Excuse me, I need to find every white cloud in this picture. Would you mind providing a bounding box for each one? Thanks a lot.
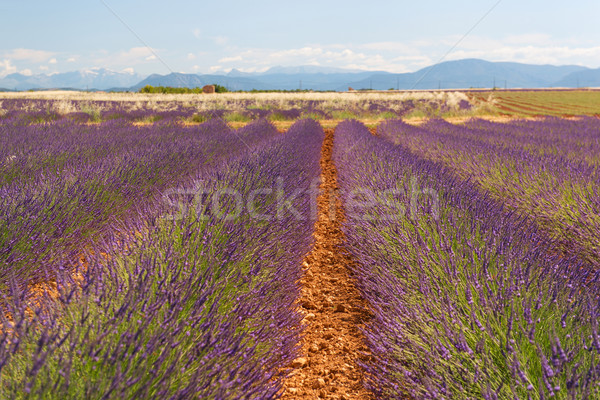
[122,67,135,74]
[417,35,600,67]
[504,33,553,46]
[92,47,162,69]
[4,34,599,79]
[0,59,17,77]
[218,55,242,63]
[359,42,414,52]
[215,46,406,72]
[119,47,156,62]
[213,36,229,46]
[21,69,32,76]
[193,28,201,39]
[446,43,600,66]
[227,66,270,73]
[204,35,600,76]
[4,48,56,63]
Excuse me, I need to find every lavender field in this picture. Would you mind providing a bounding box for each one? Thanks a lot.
[335,119,600,398]
[1,95,599,399]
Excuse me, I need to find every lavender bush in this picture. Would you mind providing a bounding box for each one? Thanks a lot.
[0,118,323,398]
[334,119,600,399]
[379,118,600,269]
[0,117,281,289]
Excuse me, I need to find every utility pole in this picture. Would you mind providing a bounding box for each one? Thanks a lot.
[493,76,496,89]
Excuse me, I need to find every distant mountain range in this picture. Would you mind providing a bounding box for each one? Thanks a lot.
[0,68,142,91]
[131,67,384,92]
[1,59,600,92]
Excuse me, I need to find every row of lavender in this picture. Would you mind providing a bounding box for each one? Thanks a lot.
[463,117,600,165]
[0,118,323,397]
[0,98,441,124]
[0,117,277,287]
[379,118,600,268]
[333,120,600,398]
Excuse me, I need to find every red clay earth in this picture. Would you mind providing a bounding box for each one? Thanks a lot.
[280,128,374,400]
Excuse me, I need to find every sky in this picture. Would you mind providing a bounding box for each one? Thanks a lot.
[1,0,600,78]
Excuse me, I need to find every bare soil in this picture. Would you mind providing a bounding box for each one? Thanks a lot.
[281,128,374,399]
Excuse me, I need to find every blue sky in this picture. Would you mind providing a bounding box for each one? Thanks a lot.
[1,0,599,77]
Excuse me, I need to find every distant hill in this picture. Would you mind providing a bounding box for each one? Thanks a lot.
[554,67,600,88]
[133,69,381,91]
[136,60,594,91]
[343,59,589,90]
[132,72,269,91]
[246,71,383,91]
[1,59,598,91]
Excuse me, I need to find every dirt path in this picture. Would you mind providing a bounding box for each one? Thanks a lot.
[281,128,374,400]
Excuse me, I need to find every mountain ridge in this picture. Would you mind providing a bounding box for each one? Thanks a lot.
[0,68,142,91]
[1,59,599,91]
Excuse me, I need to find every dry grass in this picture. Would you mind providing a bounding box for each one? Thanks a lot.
[0,90,470,114]
[4,89,597,125]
